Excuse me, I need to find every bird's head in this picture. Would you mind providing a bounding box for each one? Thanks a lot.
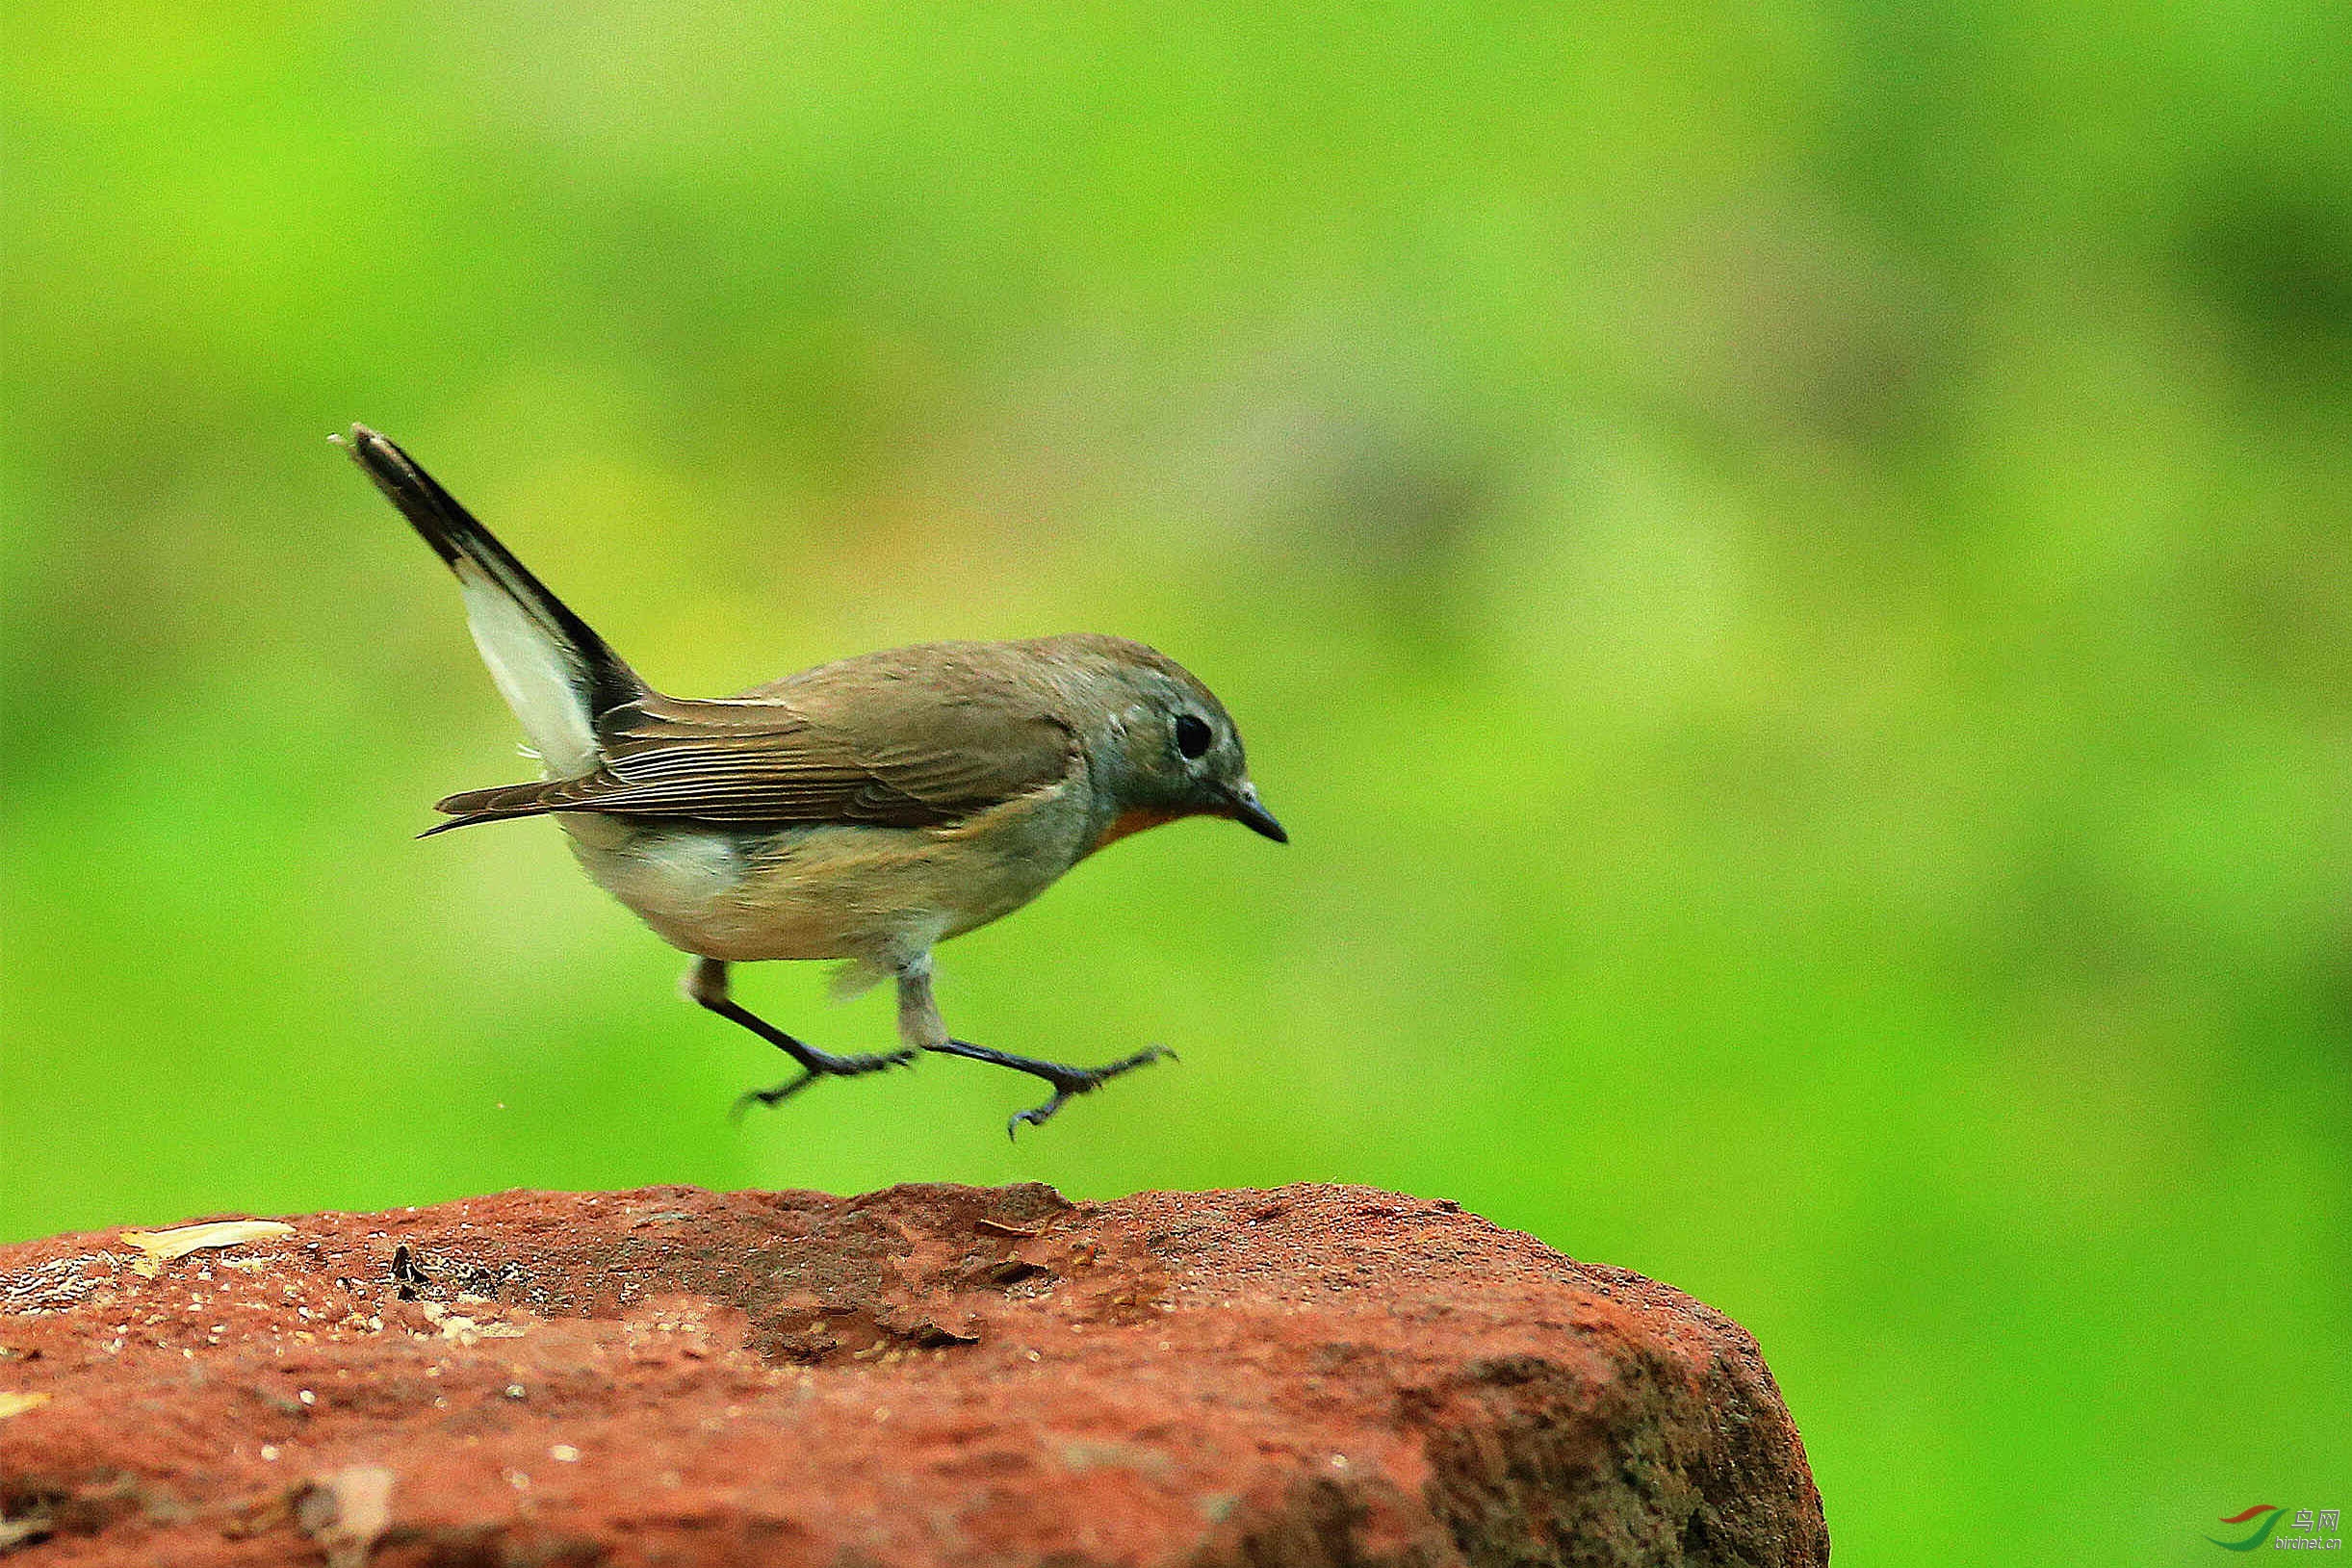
[1043,635,1287,849]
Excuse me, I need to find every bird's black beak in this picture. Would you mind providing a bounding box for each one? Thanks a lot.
[1226,782,1288,844]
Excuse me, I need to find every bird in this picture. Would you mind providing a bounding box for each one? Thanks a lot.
[336,424,1285,1134]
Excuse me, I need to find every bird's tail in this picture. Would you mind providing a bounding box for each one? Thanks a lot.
[339,424,646,778]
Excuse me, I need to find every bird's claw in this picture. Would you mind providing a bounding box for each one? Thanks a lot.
[1003,1044,1176,1139]
[730,1074,817,1122]
[731,1046,917,1120]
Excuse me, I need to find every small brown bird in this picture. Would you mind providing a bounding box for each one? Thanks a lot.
[339,425,1284,1133]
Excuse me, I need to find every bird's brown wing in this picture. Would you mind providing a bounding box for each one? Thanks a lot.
[426,647,1080,834]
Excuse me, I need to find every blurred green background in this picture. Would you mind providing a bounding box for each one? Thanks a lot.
[6,1,2349,1559]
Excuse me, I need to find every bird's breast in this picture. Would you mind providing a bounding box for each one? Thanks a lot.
[556,773,1098,964]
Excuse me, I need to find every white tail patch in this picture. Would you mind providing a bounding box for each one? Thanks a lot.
[456,562,600,776]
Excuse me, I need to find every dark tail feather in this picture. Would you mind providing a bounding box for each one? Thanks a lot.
[337,424,647,721]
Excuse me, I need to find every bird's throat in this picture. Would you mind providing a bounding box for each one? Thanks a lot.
[1094,805,1183,852]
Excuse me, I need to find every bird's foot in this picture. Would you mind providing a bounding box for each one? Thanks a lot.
[922,1041,1176,1137]
[729,1044,918,1120]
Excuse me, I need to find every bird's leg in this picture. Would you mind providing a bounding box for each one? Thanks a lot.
[895,956,1174,1137]
[685,958,915,1117]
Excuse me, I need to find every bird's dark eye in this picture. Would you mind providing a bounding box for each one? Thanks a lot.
[1175,712,1212,759]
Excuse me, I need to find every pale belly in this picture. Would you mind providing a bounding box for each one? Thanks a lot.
[556,784,1097,966]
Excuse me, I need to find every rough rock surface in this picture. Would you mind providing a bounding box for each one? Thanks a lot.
[0,1184,1826,1566]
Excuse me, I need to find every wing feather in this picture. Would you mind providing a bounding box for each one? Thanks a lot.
[427,644,1081,833]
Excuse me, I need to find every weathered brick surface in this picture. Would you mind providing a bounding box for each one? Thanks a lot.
[0,1183,1826,1565]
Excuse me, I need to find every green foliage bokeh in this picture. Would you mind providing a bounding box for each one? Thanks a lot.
[5,4,2348,1561]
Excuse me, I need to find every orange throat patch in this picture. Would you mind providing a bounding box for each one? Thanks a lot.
[1094,806,1184,852]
